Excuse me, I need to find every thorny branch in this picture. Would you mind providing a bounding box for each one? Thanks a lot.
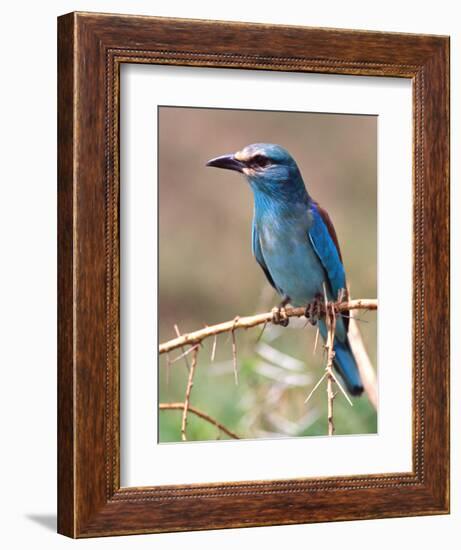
[160,298,378,440]
[302,290,354,434]
[173,324,190,370]
[159,299,377,354]
[180,346,199,441]
[160,402,240,440]
[325,300,337,436]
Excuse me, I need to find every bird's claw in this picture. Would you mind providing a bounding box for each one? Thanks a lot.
[305,298,322,326]
[272,306,289,327]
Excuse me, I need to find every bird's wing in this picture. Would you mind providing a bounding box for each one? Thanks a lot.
[252,221,277,291]
[308,202,348,327]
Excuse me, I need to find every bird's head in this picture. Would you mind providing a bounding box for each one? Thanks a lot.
[206,143,308,201]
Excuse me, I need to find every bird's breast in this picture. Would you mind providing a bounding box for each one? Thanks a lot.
[257,217,326,306]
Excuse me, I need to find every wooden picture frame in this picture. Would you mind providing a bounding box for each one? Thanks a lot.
[57,11,450,537]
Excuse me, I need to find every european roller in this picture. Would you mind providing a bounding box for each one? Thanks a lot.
[206,143,364,396]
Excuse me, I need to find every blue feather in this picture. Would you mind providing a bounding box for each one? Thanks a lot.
[252,220,277,291]
[308,203,346,302]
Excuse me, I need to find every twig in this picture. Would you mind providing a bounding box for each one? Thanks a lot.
[159,299,377,354]
[160,402,240,440]
[327,374,334,436]
[328,369,353,407]
[325,299,337,436]
[304,291,353,434]
[181,347,199,441]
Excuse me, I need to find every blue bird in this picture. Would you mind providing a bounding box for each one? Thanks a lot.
[206,143,363,396]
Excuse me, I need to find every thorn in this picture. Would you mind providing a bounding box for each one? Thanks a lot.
[304,372,328,404]
[255,321,268,343]
[174,324,190,370]
[313,327,320,354]
[170,344,200,365]
[211,334,217,362]
[323,282,328,308]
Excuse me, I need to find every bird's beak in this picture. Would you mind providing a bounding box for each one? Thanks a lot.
[206,154,245,172]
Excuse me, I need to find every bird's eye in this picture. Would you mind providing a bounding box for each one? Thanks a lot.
[251,154,271,168]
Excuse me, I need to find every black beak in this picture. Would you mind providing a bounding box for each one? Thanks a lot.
[206,154,245,172]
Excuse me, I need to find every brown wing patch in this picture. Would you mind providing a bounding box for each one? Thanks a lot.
[313,201,343,262]
[313,200,349,333]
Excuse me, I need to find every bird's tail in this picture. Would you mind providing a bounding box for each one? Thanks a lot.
[332,338,363,396]
[318,320,364,396]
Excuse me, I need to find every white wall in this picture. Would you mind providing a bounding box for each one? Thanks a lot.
[0,0,458,547]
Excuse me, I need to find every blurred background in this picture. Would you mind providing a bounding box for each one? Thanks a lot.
[158,106,377,442]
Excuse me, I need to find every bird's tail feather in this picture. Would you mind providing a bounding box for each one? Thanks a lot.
[332,339,363,396]
[318,320,363,396]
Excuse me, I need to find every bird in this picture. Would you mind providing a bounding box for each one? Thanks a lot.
[206,143,364,396]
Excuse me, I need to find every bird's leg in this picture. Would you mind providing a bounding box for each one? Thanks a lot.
[305,294,323,326]
[271,295,290,327]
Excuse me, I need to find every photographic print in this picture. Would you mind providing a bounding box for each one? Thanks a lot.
[158,106,377,443]
[58,13,449,536]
